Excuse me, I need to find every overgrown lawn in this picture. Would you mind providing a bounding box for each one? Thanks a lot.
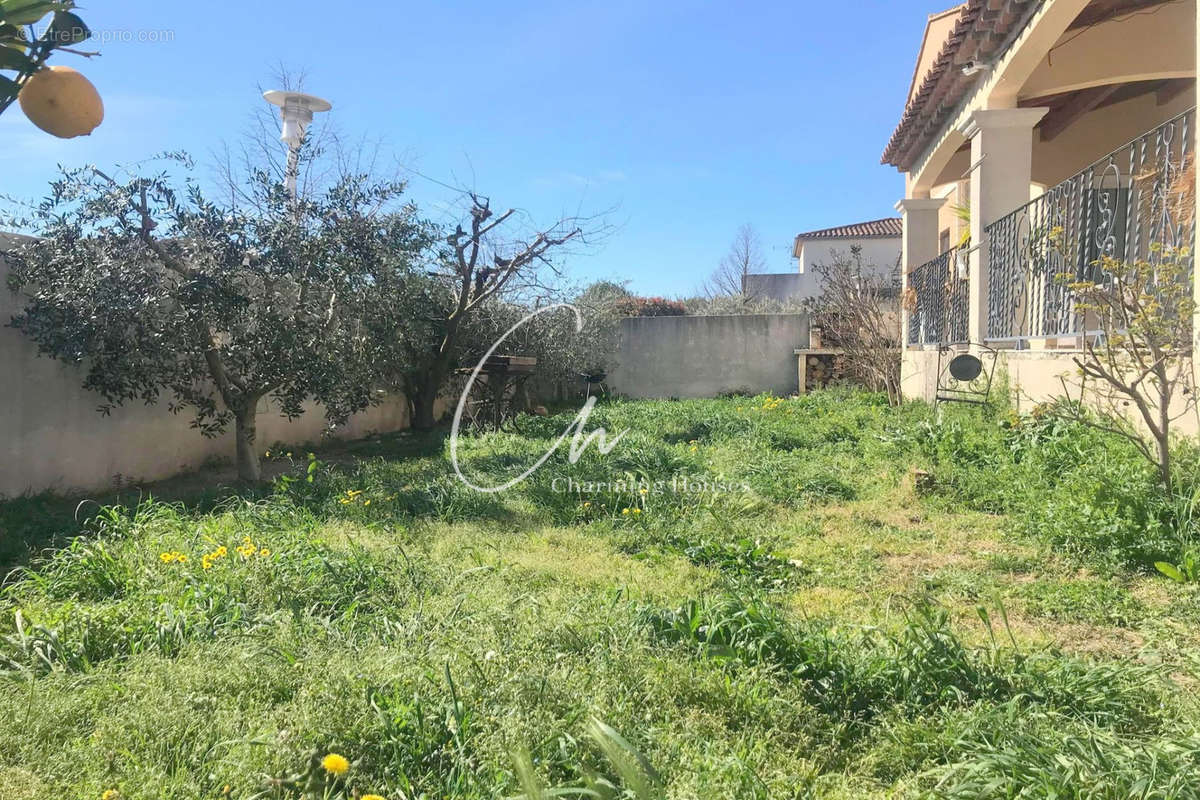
[2,390,1200,799]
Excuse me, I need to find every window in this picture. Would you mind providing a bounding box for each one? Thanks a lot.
[939,229,951,254]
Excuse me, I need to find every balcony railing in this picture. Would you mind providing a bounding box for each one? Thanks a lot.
[985,108,1195,345]
[907,246,969,346]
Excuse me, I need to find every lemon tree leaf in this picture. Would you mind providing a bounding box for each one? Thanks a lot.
[47,10,88,44]
[1,1,60,26]
[0,43,30,69]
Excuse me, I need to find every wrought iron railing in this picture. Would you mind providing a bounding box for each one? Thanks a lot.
[906,246,969,346]
[985,108,1195,345]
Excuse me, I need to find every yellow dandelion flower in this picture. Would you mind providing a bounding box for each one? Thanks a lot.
[621,508,630,515]
[583,501,591,508]
[639,488,648,495]
[363,499,371,506]
[632,508,642,515]
[361,795,386,800]
[160,552,175,563]
[259,548,270,557]
[216,546,227,557]
[321,753,350,776]
[101,790,120,800]
[175,554,188,563]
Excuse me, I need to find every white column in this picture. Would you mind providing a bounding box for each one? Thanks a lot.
[958,108,1048,345]
[896,198,946,348]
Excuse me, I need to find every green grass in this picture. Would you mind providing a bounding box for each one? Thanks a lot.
[2,390,1200,799]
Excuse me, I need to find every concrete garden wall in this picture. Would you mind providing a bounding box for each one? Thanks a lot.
[610,313,809,399]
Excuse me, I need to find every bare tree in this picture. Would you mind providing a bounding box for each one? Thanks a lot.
[1053,250,1197,487]
[401,193,607,429]
[703,223,766,298]
[807,247,903,405]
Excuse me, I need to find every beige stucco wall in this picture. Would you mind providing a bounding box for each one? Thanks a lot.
[0,253,415,496]
[1032,87,1196,187]
[908,6,965,105]
[902,347,1200,436]
[798,238,900,275]
[1019,0,1195,99]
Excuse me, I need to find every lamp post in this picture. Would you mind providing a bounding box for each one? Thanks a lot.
[262,90,332,200]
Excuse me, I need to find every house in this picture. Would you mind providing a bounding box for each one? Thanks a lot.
[888,0,1196,407]
[742,217,901,303]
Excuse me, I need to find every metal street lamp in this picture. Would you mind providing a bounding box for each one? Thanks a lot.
[262,90,332,200]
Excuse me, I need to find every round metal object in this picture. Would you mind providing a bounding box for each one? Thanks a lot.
[948,353,983,382]
[262,90,332,112]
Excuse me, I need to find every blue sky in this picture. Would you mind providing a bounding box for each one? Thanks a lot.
[2,1,937,296]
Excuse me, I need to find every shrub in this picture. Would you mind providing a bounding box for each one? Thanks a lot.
[614,296,687,317]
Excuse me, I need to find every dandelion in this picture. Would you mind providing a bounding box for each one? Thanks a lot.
[363,499,371,506]
[175,554,188,563]
[361,795,386,800]
[582,501,591,508]
[632,508,642,515]
[259,548,270,557]
[321,753,350,776]
[160,552,175,563]
[621,508,630,515]
[216,546,227,557]
[639,488,648,495]
[101,790,120,800]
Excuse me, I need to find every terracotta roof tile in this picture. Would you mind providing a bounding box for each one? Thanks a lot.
[795,218,903,241]
[882,0,1043,171]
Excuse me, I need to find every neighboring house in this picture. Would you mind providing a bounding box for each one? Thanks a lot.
[743,217,901,303]
[888,0,1196,407]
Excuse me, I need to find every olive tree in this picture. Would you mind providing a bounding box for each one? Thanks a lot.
[5,158,434,481]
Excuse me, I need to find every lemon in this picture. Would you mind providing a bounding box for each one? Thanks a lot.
[18,65,104,138]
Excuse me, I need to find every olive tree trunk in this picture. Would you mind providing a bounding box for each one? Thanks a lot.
[233,400,263,483]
